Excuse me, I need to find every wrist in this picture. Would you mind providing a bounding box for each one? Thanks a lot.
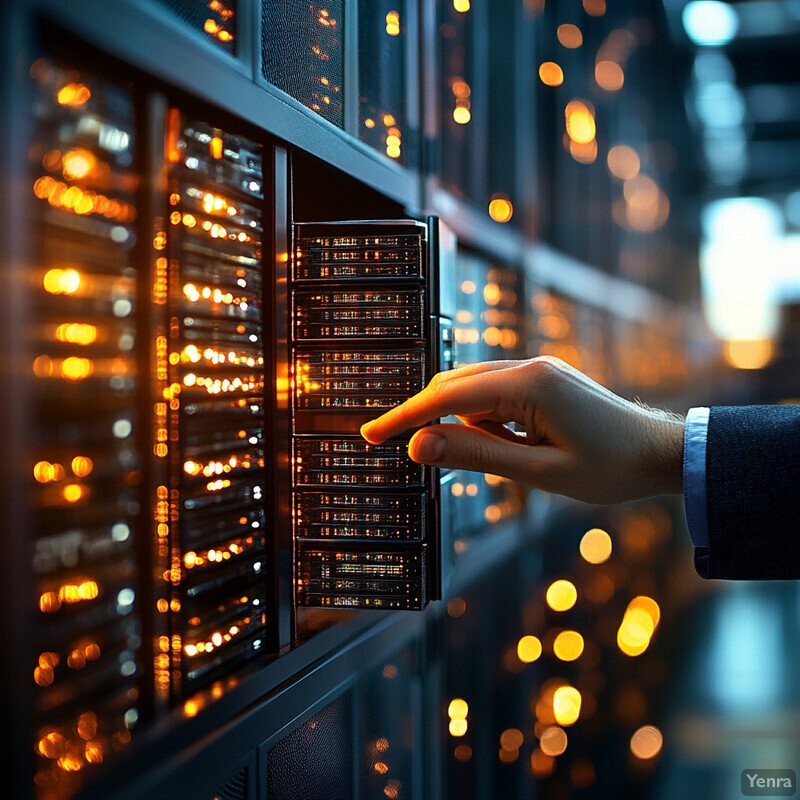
[638,409,685,497]
[644,414,685,496]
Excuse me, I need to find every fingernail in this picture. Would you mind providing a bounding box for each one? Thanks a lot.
[411,431,446,463]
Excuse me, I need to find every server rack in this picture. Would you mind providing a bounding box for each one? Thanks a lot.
[3,3,703,800]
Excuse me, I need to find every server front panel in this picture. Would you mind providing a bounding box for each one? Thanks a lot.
[291,221,442,611]
[157,111,271,698]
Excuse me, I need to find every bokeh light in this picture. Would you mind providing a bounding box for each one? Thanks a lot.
[557,24,583,49]
[565,102,595,144]
[500,728,524,751]
[546,580,577,611]
[724,338,773,370]
[582,0,605,15]
[488,196,513,223]
[580,528,613,564]
[530,747,555,777]
[539,725,568,756]
[595,60,625,91]
[607,145,640,180]
[553,630,585,661]
[630,725,663,759]
[539,62,564,87]
[553,686,582,726]
[517,635,543,663]
[448,698,469,719]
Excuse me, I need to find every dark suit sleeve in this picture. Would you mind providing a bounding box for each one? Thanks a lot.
[693,405,800,580]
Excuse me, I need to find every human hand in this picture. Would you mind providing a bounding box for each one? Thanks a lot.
[360,357,684,504]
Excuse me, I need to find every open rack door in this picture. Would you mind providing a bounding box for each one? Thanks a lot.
[291,219,447,611]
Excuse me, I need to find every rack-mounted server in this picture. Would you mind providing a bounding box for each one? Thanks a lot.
[25,53,279,799]
[291,221,449,611]
[157,110,270,697]
[28,58,143,800]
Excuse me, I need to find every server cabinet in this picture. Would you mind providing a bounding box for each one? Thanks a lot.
[5,4,539,799]
[21,43,281,796]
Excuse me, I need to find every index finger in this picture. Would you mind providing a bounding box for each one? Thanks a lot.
[360,362,528,443]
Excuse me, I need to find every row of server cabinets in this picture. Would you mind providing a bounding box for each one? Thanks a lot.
[3,2,696,800]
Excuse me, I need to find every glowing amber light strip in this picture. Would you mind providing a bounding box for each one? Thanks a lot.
[166,108,181,163]
[33,461,65,483]
[39,580,99,612]
[33,176,135,221]
[32,355,95,381]
[55,322,97,345]
[42,268,81,294]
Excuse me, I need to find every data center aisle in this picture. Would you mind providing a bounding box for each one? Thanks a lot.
[649,580,800,800]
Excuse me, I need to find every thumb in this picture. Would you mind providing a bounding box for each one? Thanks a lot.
[407,423,564,485]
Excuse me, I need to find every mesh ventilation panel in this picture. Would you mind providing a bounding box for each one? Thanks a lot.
[207,766,249,800]
[266,694,353,799]
[155,0,237,55]
[261,1,345,128]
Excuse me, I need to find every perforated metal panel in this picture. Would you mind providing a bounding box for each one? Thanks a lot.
[207,766,249,800]
[266,694,353,799]
[438,0,479,199]
[360,647,418,800]
[155,0,238,55]
[261,1,345,128]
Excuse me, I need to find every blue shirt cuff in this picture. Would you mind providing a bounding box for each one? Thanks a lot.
[683,406,710,548]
